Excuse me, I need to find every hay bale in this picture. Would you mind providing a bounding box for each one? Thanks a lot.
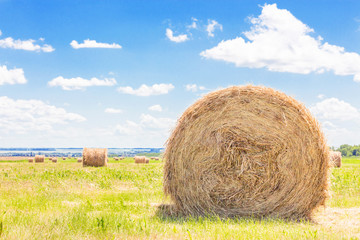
[28,158,34,163]
[164,85,330,219]
[52,157,57,163]
[77,158,82,162]
[145,157,150,164]
[34,155,45,163]
[114,157,119,161]
[120,157,125,160]
[330,151,342,168]
[62,157,66,160]
[154,157,159,161]
[134,156,147,164]
[82,148,108,167]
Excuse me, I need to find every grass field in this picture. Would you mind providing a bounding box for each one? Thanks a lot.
[0,157,359,239]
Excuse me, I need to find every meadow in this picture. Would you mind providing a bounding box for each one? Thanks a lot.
[0,157,359,239]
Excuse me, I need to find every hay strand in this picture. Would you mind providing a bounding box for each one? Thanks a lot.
[164,85,329,220]
[82,148,108,167]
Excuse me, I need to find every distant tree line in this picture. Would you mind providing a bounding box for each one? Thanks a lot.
[331,144,360,157]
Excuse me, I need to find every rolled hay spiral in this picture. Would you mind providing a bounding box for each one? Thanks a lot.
[164,85,330,220]
[330,151,341,168]
[82,148,108,167]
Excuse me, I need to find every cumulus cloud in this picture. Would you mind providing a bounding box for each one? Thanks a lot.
[70,39,122,49]
[140,114,175,129]
[0,96,85,133]
[105,108,123,114]
[310,98,360,121]
[117,83,174,96]
[0,30,54,52]
[206,20,223,37]
[48,76,117,90]
[200,4,360,82]
[148,104,162,112]
[0,65,27,85]
[317,94,325,99]
[115,120,142,135]
[185,84,205,92]
[166,28,189,43]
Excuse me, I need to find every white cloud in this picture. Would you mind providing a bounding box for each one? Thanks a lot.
[310,98,360,121]
[105,108,123,114]
[185,84,205,92]
[70,39,122,49]
[0,30,54,52]
[148,104,163,112]
[115,120,142,135]
[48,76,117,91]
[317,94,325,99]
[0,96,86,133]
[117,83,174,96]
[187,17,198,29]
[166,28,189,43]
[200,4,360,82]
[0,65,27,85]
[206,20,223,37]
[140,114,176,129]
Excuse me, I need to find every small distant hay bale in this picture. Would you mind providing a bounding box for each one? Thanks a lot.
[330,151,342,168]
[150,157,155,160]
[52,157,57,163]
[145,157,150,163]
[35,155,45,163]
[77,158,82,162]
[82,148,108,167]
[120,157,125,160]
[154,157,159,160]
[164,85,330,220]
[62,157,66,160]
[135,156,148,164]
[114,157,119,161]
[28,158,34,163]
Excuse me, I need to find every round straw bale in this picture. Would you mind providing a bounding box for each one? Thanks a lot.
[28,158,34,163]
[114,157,119,161]
[35,155,45,163]
[52,157,57,163]
[134,156,146,164]
[329,151,341,168]
[145,157,150,164]
[82,148,108,167]
[77,158,82,162]
[62,157,66,160]
[164,85,330,219]
[154,157,159,161]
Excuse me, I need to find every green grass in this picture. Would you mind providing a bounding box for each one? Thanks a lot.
[0,157,359,239]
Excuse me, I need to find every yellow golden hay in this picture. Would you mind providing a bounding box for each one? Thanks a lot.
[330,151,342,168]
[82,148,108,167]
[134,156,148,164]
[164,85,330,220]
[34,155,45,163]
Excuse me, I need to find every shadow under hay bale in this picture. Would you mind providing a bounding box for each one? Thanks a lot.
[330,151,342,168]
[164,85,330,220]
[82,148,108,167]
[35,155,45,163]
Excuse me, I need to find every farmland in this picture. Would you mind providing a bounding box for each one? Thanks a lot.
[0,157,359,239]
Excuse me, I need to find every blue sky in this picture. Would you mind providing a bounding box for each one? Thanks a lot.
[0,0,360,148]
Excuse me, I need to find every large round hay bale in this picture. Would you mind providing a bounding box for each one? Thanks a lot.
[35,155,45,163]
[330,151,341,168]
[164,85,330,219]
[82,148,108,167]
[134,156,146,164]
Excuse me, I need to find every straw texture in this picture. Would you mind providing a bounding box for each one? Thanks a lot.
[135,156,148,164]
[82,148,108,167]
[164,85,329,220]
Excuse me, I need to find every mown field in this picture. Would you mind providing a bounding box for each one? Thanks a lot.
[0,157,359,239]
